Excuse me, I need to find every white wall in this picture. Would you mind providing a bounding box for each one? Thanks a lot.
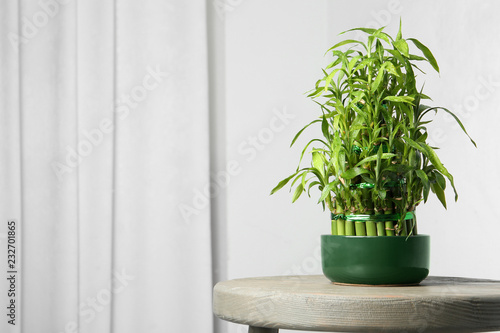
[218,1,500,332]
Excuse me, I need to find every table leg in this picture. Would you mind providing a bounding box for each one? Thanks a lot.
[248,326,278,333]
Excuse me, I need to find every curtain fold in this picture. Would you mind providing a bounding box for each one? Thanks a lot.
[0,1,213,332]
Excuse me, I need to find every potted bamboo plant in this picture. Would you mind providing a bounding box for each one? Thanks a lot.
[271,22,475,285]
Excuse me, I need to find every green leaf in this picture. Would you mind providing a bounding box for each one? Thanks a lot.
[321,114,330,140]
[291,171,306,187]
[375,144,383,181]
[312,150,325,176]
[409,54,427,61]
[341,167,370,180]
[290,119,321,147]
[270,173,296,195]
[407,38,440,73]
[297,138,329,169]
[396,18,403,41]
[325,57,342,70]
[404,137,458,201]
[433,170,446,190]
[347,55,362,74]
[372,28,391,44]
[355,153,396,167]
[385,48,405,65]
[371,62,398,91]
[307,181,321,196]
[292,183,305,203]
[383,96,414,104]
[423,183,431,203]
[318,181,337,203]
[326,39,366,53]
[332,134,344,175]
[431,181,447,209]
[371,65,386,92]
[323,68,341,92]
[341,27,377,35]
[383,164,414,174]
[393,39,409,57]
[419,106,476,147]
[415,169,430,202]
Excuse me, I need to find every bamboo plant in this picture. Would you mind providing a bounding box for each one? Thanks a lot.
[271,22,475,236]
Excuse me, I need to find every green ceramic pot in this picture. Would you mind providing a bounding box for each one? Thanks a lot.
[321,235,430,285]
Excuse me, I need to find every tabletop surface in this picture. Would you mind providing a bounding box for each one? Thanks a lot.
[213,275,500,332]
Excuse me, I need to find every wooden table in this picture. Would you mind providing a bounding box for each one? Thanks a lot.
[213,275,500,333]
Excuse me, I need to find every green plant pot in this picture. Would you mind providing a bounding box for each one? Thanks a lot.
[321,235,430,285]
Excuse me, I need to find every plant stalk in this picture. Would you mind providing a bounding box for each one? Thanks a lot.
[384,206,395,236]
[354,222,367,236]
[346,221,355,236]
[337,220,345,236]
[366,221,377,236]
[331,219,338,235]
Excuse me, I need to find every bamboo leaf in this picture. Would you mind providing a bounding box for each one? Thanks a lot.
[371,64,386,92]
[323,68,341,92]
[433,170,446,190]
[415,169,430,202]
[270,173,297,195]
[393,39,409,58]
[347,55,362,74]
[341,167,370,180]
[409,54,427,61]
[326,39,366,53]
[384,96,414,104]
[341,27,376,37]
[419,106,476,147]
[321,114,330,140]
[307,181,321,196]
[396,18,402,41]
[375,144,383,181]
[407,38,440,73]
[296,138,329,170]
[355,153,396,167]
[292,183,305,203]
[404,137,458,201]
[318,181,337,203]
[290,119,321,147]
[312,150,325,176]
[431,181,447,209]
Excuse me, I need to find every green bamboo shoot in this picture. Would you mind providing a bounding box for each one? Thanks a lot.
[346,221,355,236]
[337,220,345,235]
[355,222,367,236]
[366,221,377,236]
[384,206,395,236]
[376,222,386,236]
[331,219,338,235]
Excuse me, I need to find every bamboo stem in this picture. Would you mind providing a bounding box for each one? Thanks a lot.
[412,217,418,235]
[336,202,345,236]
[345,221,355,236]
[406,219,414,235]
[355,222,367,236]
[376,222,386,236]
[384,206,395,236]
[337,220,345,236]
[385,221,395,236]
[399,219,408,236]
[331,219,338,235]
[366,221,377,236]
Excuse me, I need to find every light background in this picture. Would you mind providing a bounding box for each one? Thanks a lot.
[214,1,500,332]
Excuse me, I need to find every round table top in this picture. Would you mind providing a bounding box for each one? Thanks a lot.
[213,275,500,332]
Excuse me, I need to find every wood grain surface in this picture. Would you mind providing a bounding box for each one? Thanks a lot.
[213,275,500,332]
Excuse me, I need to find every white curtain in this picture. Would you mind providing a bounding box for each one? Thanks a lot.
[0,1,213,332]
